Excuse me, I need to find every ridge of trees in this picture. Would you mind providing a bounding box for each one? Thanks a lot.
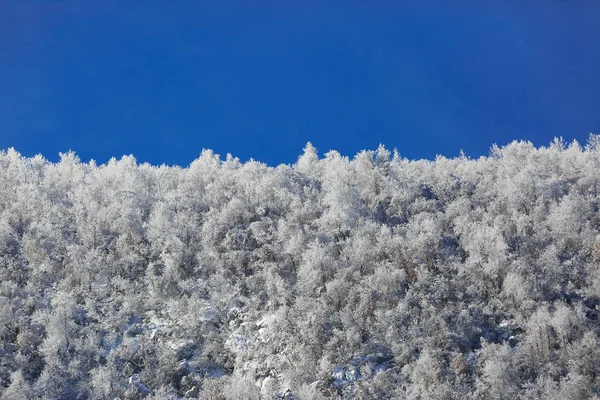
[0,137,599,399]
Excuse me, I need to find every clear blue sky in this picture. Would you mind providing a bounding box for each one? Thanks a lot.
[1,1,599,166]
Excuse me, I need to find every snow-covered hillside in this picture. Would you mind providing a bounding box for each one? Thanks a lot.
[1,138,600,399]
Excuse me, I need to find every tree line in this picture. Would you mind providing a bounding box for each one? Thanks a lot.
[0,137,599,399]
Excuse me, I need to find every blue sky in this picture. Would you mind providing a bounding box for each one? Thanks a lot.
[1,1,599,166]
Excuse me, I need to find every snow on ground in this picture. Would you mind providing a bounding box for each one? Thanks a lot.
[332,351,394,390]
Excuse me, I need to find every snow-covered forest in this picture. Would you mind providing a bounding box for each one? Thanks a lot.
[1,137,600,399]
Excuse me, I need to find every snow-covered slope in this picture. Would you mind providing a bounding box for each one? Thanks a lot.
[1,138,600,399]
